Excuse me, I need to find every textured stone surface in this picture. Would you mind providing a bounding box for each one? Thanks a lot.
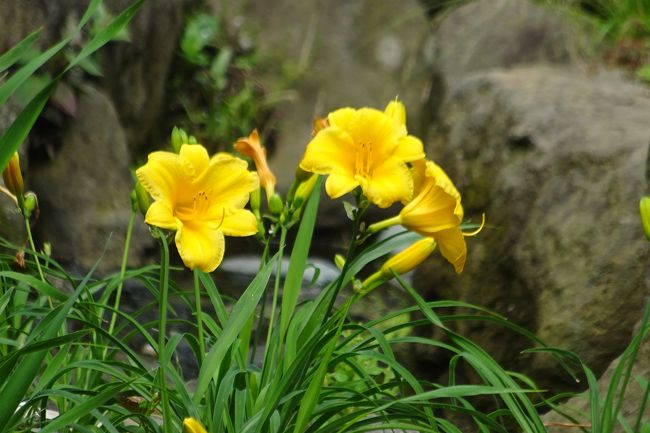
[415,66,650,391]
[420,0,581,135]
[29,87,152,272]
[101,0,196,157]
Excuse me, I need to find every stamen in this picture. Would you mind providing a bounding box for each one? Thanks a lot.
[463,213,486,237]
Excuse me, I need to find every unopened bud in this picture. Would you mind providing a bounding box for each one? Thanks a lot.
[3,152,24,202]
[334,254,346,270]
[43,242,52,257]
[183,418,208,433]
[23,192,38,219]
[269,193,283,215]
[293,174,319,207]
[171,126,189,153]
[640,196,650,241]
[250,188,261,216]
[133,181,150,216]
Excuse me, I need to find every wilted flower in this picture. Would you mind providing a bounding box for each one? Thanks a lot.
[136,144,259,272]
[299,100,425,208]
[3,152,24,205]
[235,129,277,200]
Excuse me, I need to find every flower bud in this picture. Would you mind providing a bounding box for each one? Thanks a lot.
[380,237,436,276]
[183,418,207,433]
[133,181,150,216]
[360,238,436,294]
[269,193,284,215]
[171,126,189,153]
[334,253,346,270]
[250,188,261,216]
[23,191,38,219]
[293,174,319,207]
[640,196,650,241]
[3,152,24,202]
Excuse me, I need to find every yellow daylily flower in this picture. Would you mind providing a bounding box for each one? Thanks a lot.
[234,129,277,199]
[401,159,466,273]
[183,417,207,433]
[136,144,259,272]
[299,100,425,208]
[368,159,467,273]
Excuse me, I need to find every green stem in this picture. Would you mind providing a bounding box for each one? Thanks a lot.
[323,194,369,320]
[107,209,136,337]
[262,226,288,368]
[24,216,45,283]
[157,229,173,433]
[250,240,271,364]
[193,268,205,364]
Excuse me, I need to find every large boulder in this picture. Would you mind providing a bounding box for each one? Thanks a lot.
[420,0,581,135]
[414,66,650,391]
[30,87,152,273]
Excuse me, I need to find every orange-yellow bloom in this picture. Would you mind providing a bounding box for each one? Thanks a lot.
[234,129,277,199]
[183,417,207,433]
[299,101,425,208]
[136,144,259,272]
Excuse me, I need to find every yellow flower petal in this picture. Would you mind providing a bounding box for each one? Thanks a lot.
[434,227,466,273]
[198,155,260,213]
[175,221,225,272]
[183,418,208,433]
[327,107,357,132]
[179,144,210,176]
[384,99,406,126]
[144,200,178,230]
[300,127,354,175]
[221,209,258,236]
[362,159,413,208]
[325,171,359,199]
[136,151,186,202]
[393,135,425,163]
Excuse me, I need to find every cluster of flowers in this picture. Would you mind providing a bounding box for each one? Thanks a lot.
[134,100,475,278]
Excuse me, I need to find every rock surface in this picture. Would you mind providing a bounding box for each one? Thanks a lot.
[29,87,152,273]
[415,66,650,391]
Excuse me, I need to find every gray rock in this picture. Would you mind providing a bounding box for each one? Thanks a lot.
[431,0,576,79]
[101,0,195,157]
[416,66,650,391]
[30,87,152,273]
[421,0,581,134]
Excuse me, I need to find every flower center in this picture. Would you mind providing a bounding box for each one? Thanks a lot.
[355,141,373,177]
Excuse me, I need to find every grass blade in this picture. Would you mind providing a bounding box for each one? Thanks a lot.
[193,254,277,403]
